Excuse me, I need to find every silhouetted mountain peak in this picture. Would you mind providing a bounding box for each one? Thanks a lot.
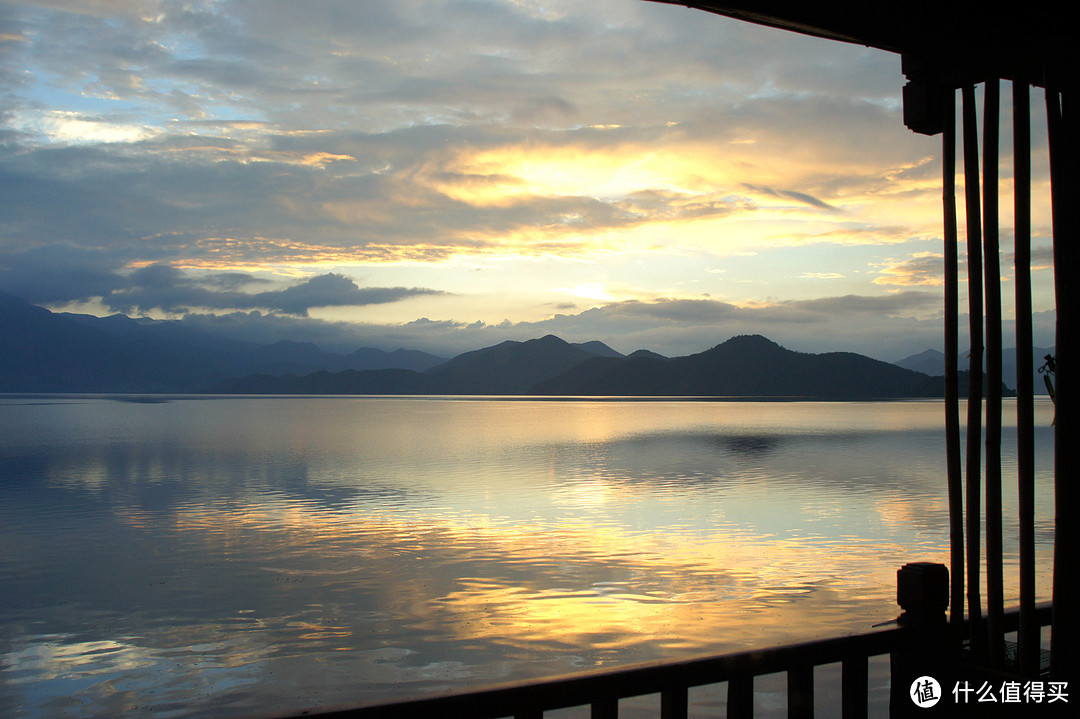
[531,334,568,346]
[628,349,668,361]
[346,346,446,372]
[1,290,1010,398]
[0,290,46,316]
[424,334,602,393]
[572,340,623,358]
[263,339,324,360]
[0,291,442,392]
[714,334,786,353]
[533,333,953,398]
[894,348,945,375]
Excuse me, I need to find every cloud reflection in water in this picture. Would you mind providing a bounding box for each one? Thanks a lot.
[0,397,1056,718]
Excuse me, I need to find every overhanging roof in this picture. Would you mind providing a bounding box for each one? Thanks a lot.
[650,2,1073,89]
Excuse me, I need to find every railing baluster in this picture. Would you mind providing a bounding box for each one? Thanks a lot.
[590,697,618,719]
[841,657,868,719]
[660,685,688,719]
[728,674,754,719]
[787,665,813,719]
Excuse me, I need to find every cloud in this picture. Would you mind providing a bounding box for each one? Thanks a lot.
[770,292,940,317]
[162,289,1022,363]
[872,251,944,286]
[0,0,940,271]
[253,273,445,315]
[0,243,128,304]
[1,0,1054,365]
[742,184,839,212]
[1005,244,1055,272]
[9,110,159,145]
[103,268,447,316]
[780,190,838,211]
[199,272,274,290]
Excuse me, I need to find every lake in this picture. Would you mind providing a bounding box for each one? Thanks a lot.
[0,396,1056,718]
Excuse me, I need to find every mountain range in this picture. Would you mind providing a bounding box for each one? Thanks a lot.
[0,290,444,393]
[211,333,1012,398]
[2,290,1018,398]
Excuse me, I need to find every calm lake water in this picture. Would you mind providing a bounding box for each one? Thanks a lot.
[0,396,1056,718]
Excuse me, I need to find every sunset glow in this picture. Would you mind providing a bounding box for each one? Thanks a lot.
[0,0,1057,358]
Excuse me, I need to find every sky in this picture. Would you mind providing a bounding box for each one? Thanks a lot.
[0,0,1057,359]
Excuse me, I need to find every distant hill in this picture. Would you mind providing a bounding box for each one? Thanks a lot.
[571,340,624,358]
[1,290,189,392]
[1,290,1017,398]
[421,335,620,394]
[0,290,445,392]
[894,349,946,376]
[533,334,951,399]
[213,334,1010,399]
[347,346,445,372]
[894,346,1054,394]
[627,349,669,361]
[213,335,621,395]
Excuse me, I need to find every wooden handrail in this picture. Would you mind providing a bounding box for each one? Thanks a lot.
[266,601,1051,719]
[263,628,904,719]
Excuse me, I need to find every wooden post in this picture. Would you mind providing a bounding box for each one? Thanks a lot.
[841,658,868,719]
[787,665,813,719]
[1046,79,1078,685]
[591,698,618,719]
[942,85,965,635]
[982,77,1005,668]
[890,563,951,718]
[1013,73,1038,676]
[728,674,754,719]
[661,686,688,719]
[962,83,986,661]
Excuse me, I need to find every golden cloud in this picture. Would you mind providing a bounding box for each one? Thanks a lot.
[872,251,944,287]
[171,237,479,269]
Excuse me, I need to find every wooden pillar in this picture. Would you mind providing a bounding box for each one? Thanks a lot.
[1047,78,1079,685]
[961,83,986,661]
[942,85,965,635]
[1012,73,1038,676]
[982,77,1005,667]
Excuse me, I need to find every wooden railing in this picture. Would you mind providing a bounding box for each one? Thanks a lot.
[280,594,1052,719]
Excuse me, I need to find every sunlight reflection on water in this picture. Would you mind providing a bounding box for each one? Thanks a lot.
[0,396,1056,718]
